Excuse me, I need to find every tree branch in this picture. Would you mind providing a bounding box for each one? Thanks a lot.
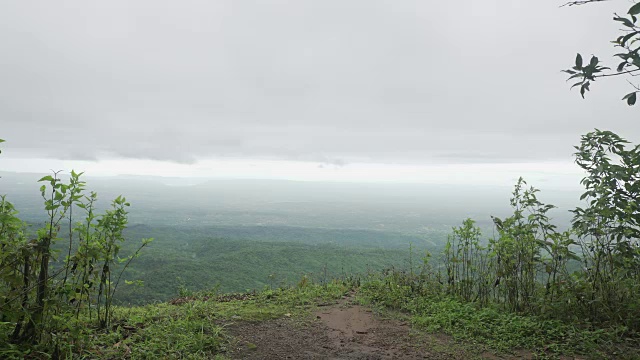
[561,0,611,7]
[594,68,640,78]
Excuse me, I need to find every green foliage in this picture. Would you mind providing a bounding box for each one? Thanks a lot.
[0,140,149,352]
[1,279,350,359]
[360,270,634,357]
[444,218,488,304]
[489,178,577,315]
[361,130,640,356]
[571,129,640,328]
[115,234,419,305]
[563,1,640,105]
[441,179,577,317]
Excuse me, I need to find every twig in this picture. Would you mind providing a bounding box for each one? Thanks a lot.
[561,0,610,7]
[595,68,640,78]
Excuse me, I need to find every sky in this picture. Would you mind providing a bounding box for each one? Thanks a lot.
[1,0,638,188]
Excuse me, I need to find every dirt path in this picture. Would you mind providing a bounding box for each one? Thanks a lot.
[226,294,482,359]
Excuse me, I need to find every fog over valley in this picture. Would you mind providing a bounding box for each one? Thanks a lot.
[1,172,581,234]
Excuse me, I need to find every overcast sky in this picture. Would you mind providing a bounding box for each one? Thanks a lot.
[0,0,638,187]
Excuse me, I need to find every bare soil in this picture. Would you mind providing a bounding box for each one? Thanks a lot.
[225,294,512,359]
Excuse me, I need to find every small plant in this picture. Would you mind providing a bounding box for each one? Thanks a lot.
[361,129,640,357]
[0,138,151,353]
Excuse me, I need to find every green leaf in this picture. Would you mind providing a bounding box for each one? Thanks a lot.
[621,31,639,46]
[629,3,640,16]
[38,175,54,182]
[589,56,598,67]
[627,92,637,106]
[615,16,636,28]
[575,53,583,69]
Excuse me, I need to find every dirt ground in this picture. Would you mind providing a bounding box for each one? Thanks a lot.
[225,294,510,359]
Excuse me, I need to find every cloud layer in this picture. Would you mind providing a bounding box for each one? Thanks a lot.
[1,0,638,165]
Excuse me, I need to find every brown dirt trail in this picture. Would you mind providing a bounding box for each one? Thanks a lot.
[226,294,491,359]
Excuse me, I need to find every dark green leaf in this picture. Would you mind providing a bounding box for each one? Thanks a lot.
[575,53,583,69]
[622,31,639,46]
[580,82,590,98]
[627,92,637,105]
[629,3,640,16]
[614,15,636,28]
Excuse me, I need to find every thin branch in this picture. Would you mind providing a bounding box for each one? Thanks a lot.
[595,68,640,78]
[0,266,67,310]
[561,0,611,7]
[627,79,640,90]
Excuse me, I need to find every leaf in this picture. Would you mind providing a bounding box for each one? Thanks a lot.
[629,3,640,16]
[621,31,639,46]
[614,16,636,28]
[590,56,598,67]
[575,53,583,69]
[626,92,637,106]
[581,81,591,99]
[38,175,54,182]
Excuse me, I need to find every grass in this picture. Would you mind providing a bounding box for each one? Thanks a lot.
[106,282,349,359]
[4,274,639,359]
[0,281,351,359]
[358,276,640,359]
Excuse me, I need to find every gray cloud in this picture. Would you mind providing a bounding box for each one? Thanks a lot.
[1,0,638,165]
